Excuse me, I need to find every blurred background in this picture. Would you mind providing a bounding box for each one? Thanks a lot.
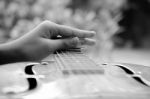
[0,0,150,65]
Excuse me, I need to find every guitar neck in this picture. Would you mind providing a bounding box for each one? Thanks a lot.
[43,48,104,75]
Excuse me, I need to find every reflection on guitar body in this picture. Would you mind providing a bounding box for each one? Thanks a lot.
[0,49,150,99]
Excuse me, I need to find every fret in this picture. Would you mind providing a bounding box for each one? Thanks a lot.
[55,50,104,75]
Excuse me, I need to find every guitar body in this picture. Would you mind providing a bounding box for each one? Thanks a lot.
[0,51,150,99]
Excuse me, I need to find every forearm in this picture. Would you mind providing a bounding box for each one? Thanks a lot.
[0,42,26,65]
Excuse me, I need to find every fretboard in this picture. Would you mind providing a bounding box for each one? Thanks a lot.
[53,49,104,75]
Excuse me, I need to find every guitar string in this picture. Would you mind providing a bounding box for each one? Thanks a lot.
[60,50,97,94]
[65,51,111,93]
[59,50,102,93]
[54,51,149,93]
[54,51,65,75]
[61,51,82,75]
[65,51,91,73]
[56,51,73,75]
[60,50,76,75]
[55,51,72,75]
[64,51,102,90]
[55,50,107,94]
[63,51,95,81]
[59,50,99,75]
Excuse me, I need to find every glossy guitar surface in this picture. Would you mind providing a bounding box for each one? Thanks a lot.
[0,50,150,99]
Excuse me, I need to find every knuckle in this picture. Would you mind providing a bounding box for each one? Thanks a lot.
[43,20,52,25]
[41,20,54,30]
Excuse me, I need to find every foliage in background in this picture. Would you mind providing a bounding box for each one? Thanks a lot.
[0,0,126,62]
[0,0,124,42]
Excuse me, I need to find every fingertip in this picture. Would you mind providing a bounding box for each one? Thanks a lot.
[91,31,96,34]
[82,30,96,38]
[89,31,96,37]
[87,38,96,45]
[80,38,96,46]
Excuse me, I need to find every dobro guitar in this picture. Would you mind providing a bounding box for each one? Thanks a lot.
[0,48,150,99]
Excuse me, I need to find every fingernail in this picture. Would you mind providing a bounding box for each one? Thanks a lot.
[71,37,80,46]
[91,31,96,33]
[90,31,96,36]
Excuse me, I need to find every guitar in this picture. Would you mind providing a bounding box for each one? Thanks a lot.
[0,48,150,99]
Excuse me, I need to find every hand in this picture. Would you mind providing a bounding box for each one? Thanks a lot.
[0,21,96,63]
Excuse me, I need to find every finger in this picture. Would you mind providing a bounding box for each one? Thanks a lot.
[80,38,96,46]
[56,25,96,38]
[46,37,80,51]
[40,21,96,38]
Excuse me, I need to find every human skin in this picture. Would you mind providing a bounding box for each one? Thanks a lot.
[0,21,96,64]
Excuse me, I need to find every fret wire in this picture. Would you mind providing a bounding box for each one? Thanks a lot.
[65,51,88,74]
[69,52,94,75]
[57,51,74,75]
[74,53,105,91]
[55,49,104,75]
[56,49,107,93]
[61,50,100,92]
[68,51,105,85]
[73,53,95,69]
[54,51,65,71]
[65,51,102,87]
[68,52,92,70]
[63,51,88,71]
[65,52,82,70]
[61,51,75,75]
[65,52,84,74]
[66,52,83,67]
[56,51,68,75]
[73,52,92,75]
[56,51,68,69]
[58,49,106,93]
[80,54,98,67]
[72,52,99,70]
[62,50,103,73]
[72,53,94,67]
[70,52,96,72]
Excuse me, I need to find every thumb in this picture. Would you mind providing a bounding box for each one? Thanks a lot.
[47,37,80,51]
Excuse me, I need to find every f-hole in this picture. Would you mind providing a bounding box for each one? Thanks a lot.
[27,78,37,90]
[133,76,149,86]
[25,65,34,75]
[116,65,134,75]
[25,64,38,90]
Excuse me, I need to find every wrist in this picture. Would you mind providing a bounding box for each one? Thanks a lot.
[0,41,26,64]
